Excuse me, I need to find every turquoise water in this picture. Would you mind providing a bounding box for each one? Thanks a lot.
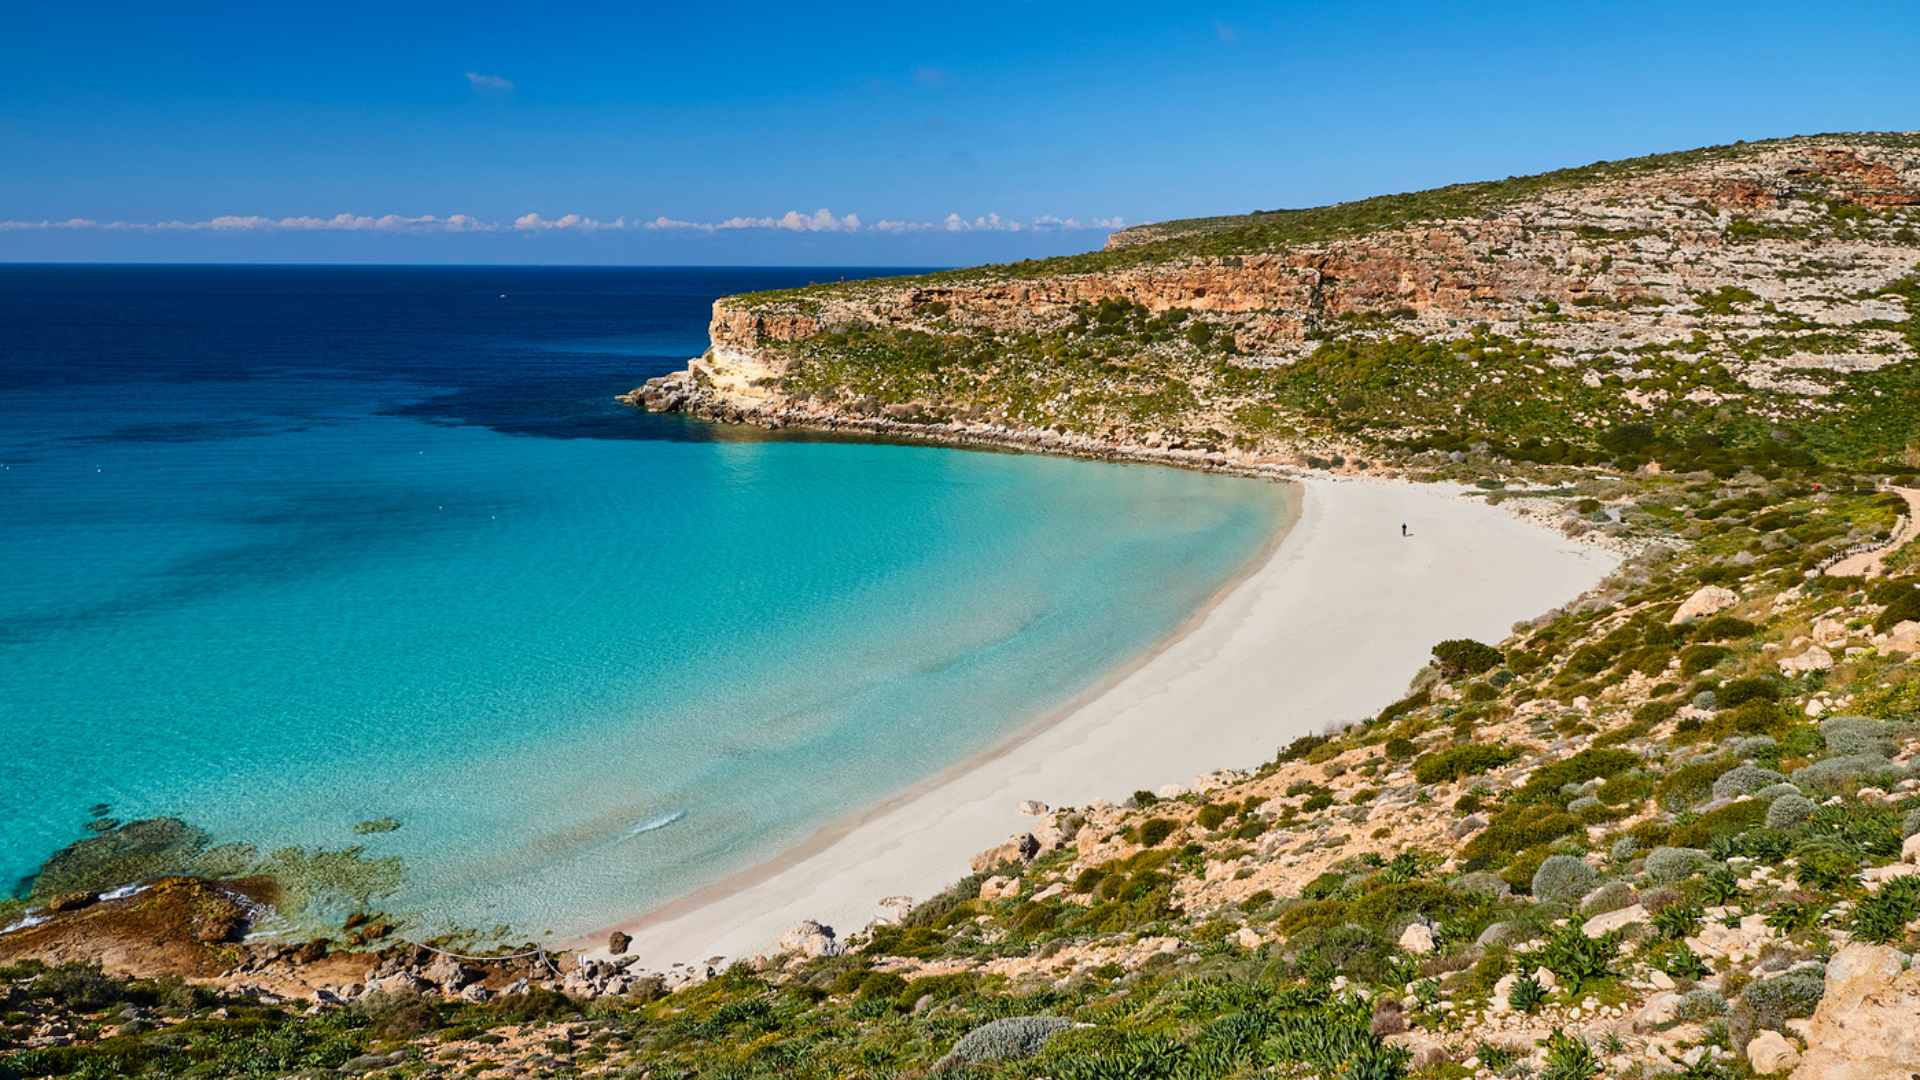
[0,266,1288,940]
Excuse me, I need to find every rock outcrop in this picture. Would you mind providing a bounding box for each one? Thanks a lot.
[1791,943,1920,1080]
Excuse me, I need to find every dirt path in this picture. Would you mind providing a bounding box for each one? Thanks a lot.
[1827,486,1920,577]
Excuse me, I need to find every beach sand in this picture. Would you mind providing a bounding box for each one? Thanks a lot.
[583,476,1618,969]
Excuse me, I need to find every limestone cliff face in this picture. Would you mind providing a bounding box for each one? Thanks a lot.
[630,136,1920,466]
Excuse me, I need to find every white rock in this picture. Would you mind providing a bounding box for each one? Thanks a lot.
[1779,645,1834,675]
[1534,966,1557,991]
[1016,800,1049,816]
[1157,784,1190,799]
[778,920,844,958]
[978,875,1020,902]
[1581,904,1647,938]
[1672,586,1739,624]
[1905,832,1920,864]
[1398,923,1436,955]
[1746,1029,1799,1074]
[1233,926,1262,950]
[1811,618,1850,648]
[1650,969,1677,991]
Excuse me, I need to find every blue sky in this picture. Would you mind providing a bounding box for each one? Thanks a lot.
[3,0,1915,265]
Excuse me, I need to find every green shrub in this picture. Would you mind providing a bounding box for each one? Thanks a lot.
[1538,923,1622,993]
[1850,877,1920,944]
[1766,793,1815,830]
[1680,644,1731,675]
[1384,737,1418,760]
[942,1015,1076,1067]
[1821,716,1902,757]
[1643,846,1710,883]
[1655,757,1741,810]
[1677,988,1727,1021]
[1651,901,1704,940]
[1135,818,1179,846]
[1541,1028,1601,1080]
[1874,590,1920,633]
[1348,881,1462,928]
[1461,805,1580,871]
[1712,763,1785,800]
[1508,973,1548,1013]
[1516,748,1640,803]
[1531,856,1601,904]
[1794,754,1902,794]
[1742,975,1825,1029]
[1719,678,1781,707]
[1693,616,1759,641]
[1434,639,1504,677]
[1197,803,1234,831]
[1666,799,1767,848]
[1413,743,1521,784]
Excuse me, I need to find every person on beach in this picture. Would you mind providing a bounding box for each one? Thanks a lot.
[1401,523,1407,536]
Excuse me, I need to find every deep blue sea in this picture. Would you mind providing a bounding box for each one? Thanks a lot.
[0,265,1288,940]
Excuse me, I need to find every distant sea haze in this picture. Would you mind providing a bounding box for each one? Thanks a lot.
[0,266,1289,940]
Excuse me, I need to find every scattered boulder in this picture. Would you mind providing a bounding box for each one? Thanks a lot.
[1672,586,1739,624]
[608,931,632,955]
[422,957,479,991]
[979,876,1020,902]
[1581,904,1647,938]
[1397,923,1435,955]
[778,920,843,959]
[1016,800,1049,816]
[1779,645,1834,676]
[969,833,1039,873]
[1747,1029,1800,1074]
[44,892,98,913]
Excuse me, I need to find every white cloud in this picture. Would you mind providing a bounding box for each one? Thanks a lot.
[2,209,1125,237]
[466,71,515,94]
[874,213,1125,234]
[512,213,626,232]
[0,213,501,233]
[644,208,861,233]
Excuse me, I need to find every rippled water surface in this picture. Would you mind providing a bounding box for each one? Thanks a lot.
[0,265,1289,938]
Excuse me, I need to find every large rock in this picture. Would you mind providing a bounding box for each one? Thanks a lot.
[1748,1029,1801,1074]
[608,931,632,955]
[1397,923,1435,955]
[969,833,1039,873]
[1779,645,1834,676]
[1879,620,1920,654]
[1581,903,1647,938]
[778,920,843,958]
[422,957,480,991]
[1633,992,1684,1031]
[978,875,1020,902]
[1790,943,1920,1080]
[1672,586,1740,624]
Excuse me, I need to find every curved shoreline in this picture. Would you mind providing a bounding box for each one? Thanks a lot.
[565,476,1302,961]
[575,475,1617,970]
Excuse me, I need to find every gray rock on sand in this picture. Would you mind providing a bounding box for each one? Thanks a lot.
[608,930,632,955]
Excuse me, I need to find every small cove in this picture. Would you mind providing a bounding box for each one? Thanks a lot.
[0,265,1290,940]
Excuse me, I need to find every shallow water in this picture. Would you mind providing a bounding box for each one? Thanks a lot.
[0,265,1289,939]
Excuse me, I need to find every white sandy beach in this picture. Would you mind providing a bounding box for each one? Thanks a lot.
[586,476,1618,969]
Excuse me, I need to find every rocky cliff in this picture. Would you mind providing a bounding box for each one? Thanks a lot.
[627,134,1920,472]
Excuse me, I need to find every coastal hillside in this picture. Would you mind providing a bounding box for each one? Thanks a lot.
[10,137,1920,1080]
[6,477,1920,1080]
[627,133,1920,474]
